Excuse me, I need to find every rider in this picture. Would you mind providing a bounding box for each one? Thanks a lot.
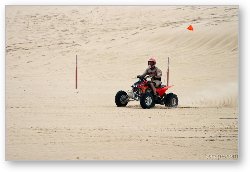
[138,57,162,98]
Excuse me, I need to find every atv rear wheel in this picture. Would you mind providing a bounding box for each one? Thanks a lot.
[164,93,178,108]
[140,93,155,109]
[115,90,128,107]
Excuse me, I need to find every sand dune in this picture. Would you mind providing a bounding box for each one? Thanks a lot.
[6,6,238,160]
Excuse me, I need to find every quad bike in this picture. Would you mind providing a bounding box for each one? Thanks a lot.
[115,75,178,109]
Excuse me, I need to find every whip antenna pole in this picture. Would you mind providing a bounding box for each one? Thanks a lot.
[76,55,78,89]
[167,57,170,86]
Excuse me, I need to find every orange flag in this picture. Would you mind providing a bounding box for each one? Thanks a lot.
[187,25,194,31]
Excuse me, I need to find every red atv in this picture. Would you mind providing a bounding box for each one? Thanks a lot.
[115,75,178,109]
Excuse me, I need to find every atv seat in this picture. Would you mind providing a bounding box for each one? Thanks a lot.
[150,81,162,88]
[155,82,163,88]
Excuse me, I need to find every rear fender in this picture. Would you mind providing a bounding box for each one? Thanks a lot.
[157,85,174,97]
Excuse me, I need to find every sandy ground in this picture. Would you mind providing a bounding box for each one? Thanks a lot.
[5,6,238,160]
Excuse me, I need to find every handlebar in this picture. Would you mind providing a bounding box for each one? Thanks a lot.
[137,75,151,80]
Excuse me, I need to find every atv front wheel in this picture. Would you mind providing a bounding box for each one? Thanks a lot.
[115,90,128,107]
[164,93,178,108]
[140,93,155,109]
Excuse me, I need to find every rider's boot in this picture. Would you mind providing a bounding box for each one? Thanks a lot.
[154,94,160,103]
